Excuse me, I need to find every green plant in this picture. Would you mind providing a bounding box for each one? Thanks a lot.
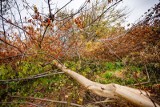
[104,72,113,79]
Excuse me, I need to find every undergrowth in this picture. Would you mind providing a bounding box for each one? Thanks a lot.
[0,58,159,106]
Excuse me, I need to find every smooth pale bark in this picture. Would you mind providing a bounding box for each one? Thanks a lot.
[53,60,160,107]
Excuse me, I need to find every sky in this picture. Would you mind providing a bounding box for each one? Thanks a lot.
[117,0,159,24]
[8,0,160,27]
[24,0,159,24]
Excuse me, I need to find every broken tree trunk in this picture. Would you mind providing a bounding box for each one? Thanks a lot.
[53,60,160,107]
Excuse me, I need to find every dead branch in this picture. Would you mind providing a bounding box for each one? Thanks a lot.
[0,71,63,83]
[0,101,40,107]
[11,96,82,107]
[0,38,22,53]
[53,60,160,107]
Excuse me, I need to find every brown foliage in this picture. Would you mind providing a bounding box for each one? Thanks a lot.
[87,23,160,62]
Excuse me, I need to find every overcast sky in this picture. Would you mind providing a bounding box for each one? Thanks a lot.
[117,0,159,24]
[26,0,159,23]
[14,0,160,26]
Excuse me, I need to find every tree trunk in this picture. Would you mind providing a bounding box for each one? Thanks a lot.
[53,60,160,107]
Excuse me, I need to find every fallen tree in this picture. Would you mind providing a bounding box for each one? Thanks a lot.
[53,60,160,107]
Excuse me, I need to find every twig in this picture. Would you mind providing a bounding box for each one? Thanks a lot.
[93,99,116,104]
[0,38,22,53]
[86,0,122,27]
[39,24,49,48]
[0,71,64,83]
[39,0,73,48]
[0,14,29,34]
[14,0,27,40]
[0,101,41,107]
[11,96,83,107]
[54,0,73,15]
[145,64,150,82]
[7,1,22,38]
[0,0,6,39]
[48,0,53,21]
[54,0,88,33]
[0,53,26,60]
[132,79,160,86]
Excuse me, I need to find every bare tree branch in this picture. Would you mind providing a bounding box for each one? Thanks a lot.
[0,71,64,83]
[0,101,40,107]
[14,0,27,40]
[39,0,74,48]
[86,0,122,28]
[0,14,29,34]
[11,96,83,107]
[0,0,6,39]
[0,38,22,53]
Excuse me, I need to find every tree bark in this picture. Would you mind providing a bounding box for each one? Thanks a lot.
[53,60,160,107]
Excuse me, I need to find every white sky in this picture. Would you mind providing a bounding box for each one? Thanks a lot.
[12,0,160,26]
[24,0,159,23]
[117,0,159,24]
